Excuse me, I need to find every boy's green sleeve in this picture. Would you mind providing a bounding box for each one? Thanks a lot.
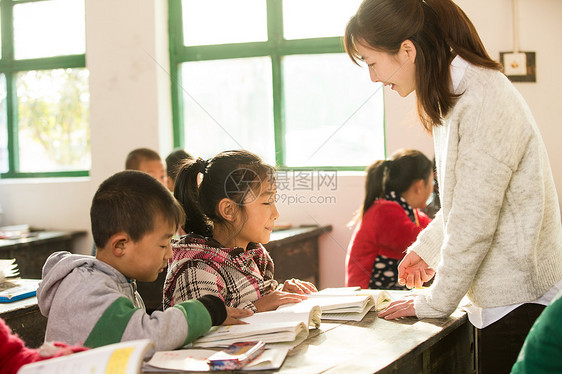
[173,300,213,345]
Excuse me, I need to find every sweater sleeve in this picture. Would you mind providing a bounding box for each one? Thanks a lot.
[85,296,212,352]
[168,260,228,307]
[413,123,515,319]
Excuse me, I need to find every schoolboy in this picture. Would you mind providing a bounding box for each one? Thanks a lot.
[37,170,251,351]
[125,147,167,185]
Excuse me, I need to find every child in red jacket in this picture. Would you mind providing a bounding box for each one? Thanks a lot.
[346,149,434,289]
[0,317,87,374]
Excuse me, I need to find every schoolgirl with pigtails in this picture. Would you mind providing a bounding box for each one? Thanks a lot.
[163,150,316,313]
[345,149,433,290]
[344,0,562,372]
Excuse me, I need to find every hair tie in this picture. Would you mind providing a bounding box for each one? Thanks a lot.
[196,158,209,175]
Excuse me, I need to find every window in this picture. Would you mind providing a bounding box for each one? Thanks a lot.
[169,0,385,169]
[0,0,89,178]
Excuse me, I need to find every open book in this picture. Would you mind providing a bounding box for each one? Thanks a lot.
[0,259,19,290]
[278,287,394,322]
[144,346,289,372]
[18,339,153,374]
[192,304,321,348]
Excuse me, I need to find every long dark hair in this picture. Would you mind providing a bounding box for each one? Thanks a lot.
[174,150,275,237]
[352,149,432,224]
[344,0,501,131]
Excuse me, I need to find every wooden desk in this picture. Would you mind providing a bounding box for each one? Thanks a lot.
[0,231,87,278]
[277,309,474,374]
[265,225,332,285]
[0,296,46,348]
[146,307,474,374]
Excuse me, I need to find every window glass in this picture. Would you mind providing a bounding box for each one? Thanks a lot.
[181,57,275,163]
[17,68,90,172]
[0,75,7,174]
[283,54,384,167]
[13,0,85,59]
[182,0,267,46]
[283,0,363,40]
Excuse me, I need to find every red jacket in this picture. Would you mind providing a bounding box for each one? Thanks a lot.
[345,200,431,289]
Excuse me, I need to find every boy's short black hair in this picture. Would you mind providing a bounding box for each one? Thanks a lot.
[125,148,162,170]
[91,170,185,249]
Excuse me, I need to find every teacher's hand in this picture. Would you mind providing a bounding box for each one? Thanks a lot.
[398,251,435,289]
[377,298,416,319]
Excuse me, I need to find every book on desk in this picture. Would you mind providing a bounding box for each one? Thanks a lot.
[0,259,40,303]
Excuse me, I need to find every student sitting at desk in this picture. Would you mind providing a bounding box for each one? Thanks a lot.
[163,150,317,313]
[37,171,251,351]
[346,149,433,290]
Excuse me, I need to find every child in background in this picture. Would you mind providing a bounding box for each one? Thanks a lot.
[346,149,434,290]
[165,148,194,192]
[125,148,167,185]
[37,171,251,352]
[0,318,87,374]
[163,150,317,313]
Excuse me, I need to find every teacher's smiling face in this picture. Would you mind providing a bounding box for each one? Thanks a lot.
[355,40,417,98]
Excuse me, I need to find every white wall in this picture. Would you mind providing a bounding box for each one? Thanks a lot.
[0,0,172,251]
[0,1,560,289]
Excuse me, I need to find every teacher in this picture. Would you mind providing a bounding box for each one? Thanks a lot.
[344,0,562,373]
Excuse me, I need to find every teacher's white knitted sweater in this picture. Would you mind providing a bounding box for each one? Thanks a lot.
[410,63,562,319]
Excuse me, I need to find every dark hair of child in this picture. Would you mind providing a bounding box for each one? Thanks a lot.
[166,148,193,182]
[361,149,433,218]
[90,170,186,249]
[174,150,275,237]
[344,0,501,130]
[125,148,162,170]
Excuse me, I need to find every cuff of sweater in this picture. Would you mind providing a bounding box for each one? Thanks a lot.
[414,295,452,319]
[408,216,443,269]
[197,295,227,326]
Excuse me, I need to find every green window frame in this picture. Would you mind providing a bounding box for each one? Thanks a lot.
[168,0,385,171]
[0,0,88,178]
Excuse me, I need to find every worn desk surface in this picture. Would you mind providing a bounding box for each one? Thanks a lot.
[148,292,474,374]
[274,308,473,374]
[1,291,474,373]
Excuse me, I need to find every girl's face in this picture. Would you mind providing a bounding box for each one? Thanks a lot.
[355,40,417,97]
[232,181,279,249]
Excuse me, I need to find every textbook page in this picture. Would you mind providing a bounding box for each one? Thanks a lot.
[278,293,376,321]
[18,339,153,374]
[192,305,321,347]
[144,347,289,372]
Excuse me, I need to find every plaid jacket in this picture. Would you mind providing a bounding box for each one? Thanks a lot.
[163,234,278,312]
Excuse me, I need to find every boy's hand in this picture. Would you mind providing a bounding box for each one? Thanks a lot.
[222,306,254,325]
[281,278,317,294]
[253,290,308,312]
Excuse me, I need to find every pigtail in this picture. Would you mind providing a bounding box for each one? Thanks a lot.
[349,150,432,227]
[362,160,388,216]
[174,160,213,237]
